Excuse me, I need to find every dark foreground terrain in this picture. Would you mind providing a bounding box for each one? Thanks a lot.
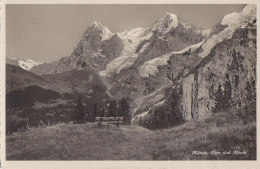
[6,102,256,160]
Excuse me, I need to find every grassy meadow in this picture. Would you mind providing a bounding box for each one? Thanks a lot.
[6,102,256,160]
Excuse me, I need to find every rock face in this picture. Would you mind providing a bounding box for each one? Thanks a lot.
[179,5,256,120]
[185,22,256,120]
[137,4,256,121]
[30,5,256,122]
[31,22,124,74]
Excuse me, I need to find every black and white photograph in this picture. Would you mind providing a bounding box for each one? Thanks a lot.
[1,1,258,167]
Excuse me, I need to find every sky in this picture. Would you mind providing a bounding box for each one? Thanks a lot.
[6,4,245,63]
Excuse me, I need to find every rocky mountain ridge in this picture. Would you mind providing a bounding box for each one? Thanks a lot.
[31,13,209,75]
[15,5,256,122]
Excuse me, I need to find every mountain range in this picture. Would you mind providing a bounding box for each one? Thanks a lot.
[6,5,256,126]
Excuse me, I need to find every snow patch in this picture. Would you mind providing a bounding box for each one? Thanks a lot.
[137,111,149,117]
[180,20,192,29]
[138,43,150,54]
[138,40,205,78]
[138,53,172,78]
[14,58,41,70]
[154,99,165,107]
[87,21,114,42]
[199,27,235,58]
[201,29,211,37]
[221,12,241,27]
[101,27,114,41]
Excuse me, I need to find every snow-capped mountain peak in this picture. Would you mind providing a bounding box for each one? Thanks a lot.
[91,21,101,27]
[7,57,41,71]
[221,4,256,28]
[150,13,179,34]
[18,59,41,70]
[198,4,256,58]
[85,21,114,41]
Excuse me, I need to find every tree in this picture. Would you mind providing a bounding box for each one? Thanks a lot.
[92,103,99,117]
[246,79,256,102]
[75,96,84,121]
[100,107,105,117]
[108,100,117,117]
[213,84,224,113]
[213,79,233,113]
[118,97,131,124]
[168,86,184,125]
[139,85,184,130]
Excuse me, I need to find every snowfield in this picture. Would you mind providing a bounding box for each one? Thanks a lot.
[99,12,208,77]
[99,28,153,76]
[14,58,41,70]
[199,4,256,58]
[138,40,206,78]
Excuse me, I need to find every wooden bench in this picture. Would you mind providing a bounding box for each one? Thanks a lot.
[96,117,124,127]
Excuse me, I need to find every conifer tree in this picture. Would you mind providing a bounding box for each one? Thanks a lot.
[246,79,256,102]
[92,103,99,117]
[75,96,84,121]
[213,84,224,113]
[223,79,232,109]
[118,97,131,124]
[108,100,117,117]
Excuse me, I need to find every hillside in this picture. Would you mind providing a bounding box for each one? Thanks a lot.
[6,101,256,160]
[6,64,111,133]
[6,64,49,93]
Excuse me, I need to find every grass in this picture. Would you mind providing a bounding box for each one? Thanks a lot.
[6,103,256,160]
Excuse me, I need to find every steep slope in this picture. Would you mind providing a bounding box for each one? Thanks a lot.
[6,85,62,109]
[6,64,111,133]
[31,22,124,75]
[41,68,109,98]
[7,63,110,99]
[6,64,49,93]
[135,4,256,121]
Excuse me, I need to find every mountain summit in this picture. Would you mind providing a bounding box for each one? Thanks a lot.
[84,21,114,42]
[150,13,179,34]
[31,13,206,75]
